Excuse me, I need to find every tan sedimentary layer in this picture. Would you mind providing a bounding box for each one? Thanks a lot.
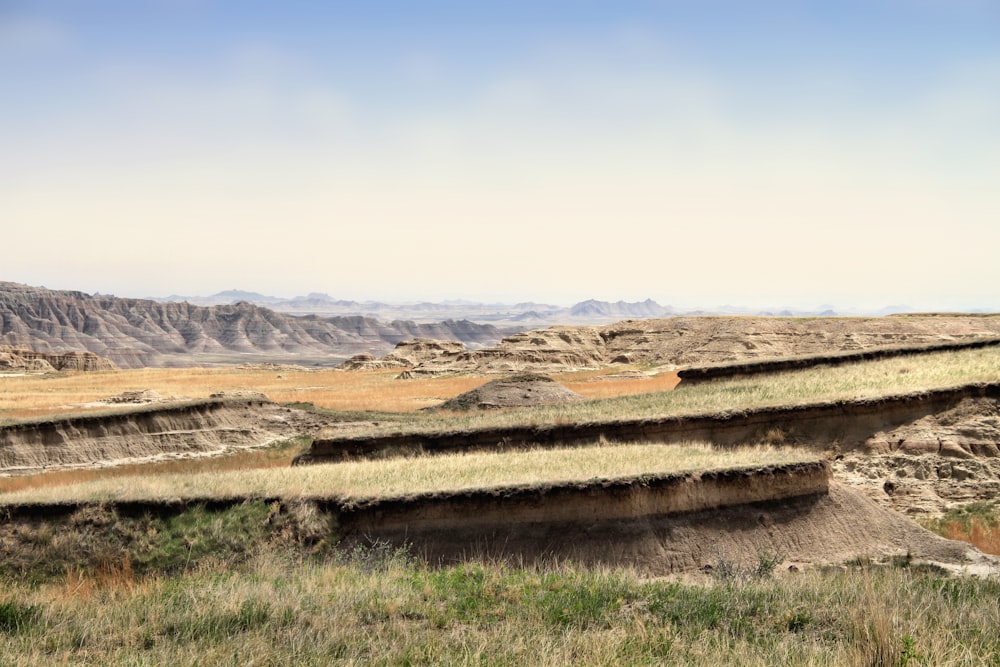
[334,473,986,575]
[5,462,983,575]
[0,346,117,372]
[339,461,830,534]
[402,315,1000,375]
[0,397,332,473]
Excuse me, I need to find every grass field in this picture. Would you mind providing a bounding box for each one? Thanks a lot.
[0,442,815,505]
[3,346,996,434]
[0,366,681,423]
[326,346,1000,438]
[2,347,999,664]
[0,436,311,496]
[0,539,997,665]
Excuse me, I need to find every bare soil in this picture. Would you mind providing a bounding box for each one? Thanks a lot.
[435,373,585,411]
[336,481,990,577]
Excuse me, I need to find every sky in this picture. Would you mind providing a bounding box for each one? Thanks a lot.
[2,1,999,311]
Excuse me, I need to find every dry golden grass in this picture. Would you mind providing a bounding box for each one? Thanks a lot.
[558,369,681,398]
[0,367,463,420]
[0,366,673,423]
[0,442,816,505]
[331,346,1000,438]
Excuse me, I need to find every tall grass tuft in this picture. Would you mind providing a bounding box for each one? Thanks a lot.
[920,502,1000,556]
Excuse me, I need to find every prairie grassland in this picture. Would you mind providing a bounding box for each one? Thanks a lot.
[0,442,815,505]
[339,346,1000,437]
[555,368,681,398]
[2,346,994,428]
[0,367,477,421]
[1,545,998,666]
[0,366,677,422]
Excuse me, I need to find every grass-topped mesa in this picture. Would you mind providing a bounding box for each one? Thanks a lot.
[0,443,818,505]
[323,346,1000,439]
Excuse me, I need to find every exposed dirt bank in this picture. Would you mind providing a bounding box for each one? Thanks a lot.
[0,345,117,372]
[2,468,988,577]
[336,482,987,576]
[299,382,1000,463]
[335,461,830,534]
[435,373,585,411]
[0,397,337,474]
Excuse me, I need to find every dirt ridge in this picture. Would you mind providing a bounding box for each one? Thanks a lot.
[0,345,117,372]
[335,481,985,575]
[298,382,1000,463]
[5,465,976,577]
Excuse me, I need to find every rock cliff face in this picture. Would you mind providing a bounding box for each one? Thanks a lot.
[0,282,508,368]
[0,346,116,372]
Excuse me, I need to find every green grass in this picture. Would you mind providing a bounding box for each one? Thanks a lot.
[0,501,283,582]
[1,546,998,665]
[918,502,1000,556]
[921,501,1000,534]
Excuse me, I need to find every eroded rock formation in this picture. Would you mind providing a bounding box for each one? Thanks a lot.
[0,346,116,372]
[401,315,1000,375]
[0,282,509,368]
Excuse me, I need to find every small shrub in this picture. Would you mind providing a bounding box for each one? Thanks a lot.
[343,538,415,572]
[758,427,787,446]
[710,551,783,585]
[0,599,40,634]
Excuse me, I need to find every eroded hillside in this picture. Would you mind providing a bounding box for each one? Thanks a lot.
[0,282,510,368]
[401,315,1000,375]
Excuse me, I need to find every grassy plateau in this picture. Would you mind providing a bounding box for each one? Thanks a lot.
[1,346,1000,664]
[0,442,814,505]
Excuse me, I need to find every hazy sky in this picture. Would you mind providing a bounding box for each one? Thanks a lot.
[3,1,998,310]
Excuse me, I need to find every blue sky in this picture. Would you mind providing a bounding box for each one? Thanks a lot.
[3,1,998,310]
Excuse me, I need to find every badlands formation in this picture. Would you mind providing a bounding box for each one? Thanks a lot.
[3,312,1000,575]
[0,345,116,373]
[391,314,1000,376]
[0,282,508,367]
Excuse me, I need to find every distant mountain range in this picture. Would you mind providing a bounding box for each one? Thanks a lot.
[4,281,964,370]
[153,291,927,324]
[156,290,581,324]
[0,282,512,368]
